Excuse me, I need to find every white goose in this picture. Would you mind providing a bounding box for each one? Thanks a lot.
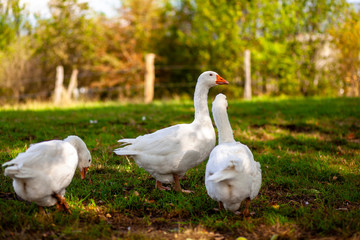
[205,94,261,215]
[114,71,228,193]
[2,135,91,213]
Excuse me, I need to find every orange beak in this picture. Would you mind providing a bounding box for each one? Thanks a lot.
[80,167,88,180]
[216,75,229,85]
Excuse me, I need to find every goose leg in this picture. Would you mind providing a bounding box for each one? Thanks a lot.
[214,201,224,211]
[53,193,71,214]
[242,198,250,217]
[38,206,46,215]
[53,192,65,211]
[56,201,63,211]
[155,180,171,191]
[219,201,224,210]
[173,174,193,193]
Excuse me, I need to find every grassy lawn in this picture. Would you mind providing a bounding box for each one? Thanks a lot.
[0,97,359,239]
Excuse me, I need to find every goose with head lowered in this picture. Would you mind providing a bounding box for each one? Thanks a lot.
[114,71,228,193]
[205,94,261,215]
[2,135,92,213]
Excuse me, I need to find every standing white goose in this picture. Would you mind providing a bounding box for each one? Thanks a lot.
[114,71,228,193]
[205,94,261,215]
[2,135,92,213]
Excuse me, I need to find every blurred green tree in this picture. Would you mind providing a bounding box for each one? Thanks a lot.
[155,0,348,97]
[330,9,360,97]
[0,0,36,102]
[0,0,27,50]
[33,0,100,89]
[0,0,355,102]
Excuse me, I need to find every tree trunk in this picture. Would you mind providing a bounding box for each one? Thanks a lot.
[67,68,78,101]
[244,50,252,100]
[144,53,156,103]
[54,65,64,104]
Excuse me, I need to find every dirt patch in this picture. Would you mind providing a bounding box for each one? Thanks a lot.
[260,184,319,209]
[250,123,320,133]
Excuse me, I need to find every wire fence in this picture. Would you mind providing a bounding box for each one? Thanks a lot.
[0,65,225,103]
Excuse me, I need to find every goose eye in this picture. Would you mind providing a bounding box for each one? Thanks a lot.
[209,73,213,76]
[88,159,91,163]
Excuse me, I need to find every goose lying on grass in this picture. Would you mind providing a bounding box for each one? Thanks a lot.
[205,94,261,215]
[114,71,228,193]
[2,135,91,213]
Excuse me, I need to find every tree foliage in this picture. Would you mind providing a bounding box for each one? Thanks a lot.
[155,0,349,97]
[0,0,37,101]
[0,0,27,50]
[0,0,357,102]
[33,0,99,83]
[330,9,360,96]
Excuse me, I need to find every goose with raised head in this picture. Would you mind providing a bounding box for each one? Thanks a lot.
[2,135,92,213]
[205,94,261,215]
[114,71,228,193]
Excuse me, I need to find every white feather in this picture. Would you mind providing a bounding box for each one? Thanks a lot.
[2,136,91,207]
[114,71,227,184]
[205,94,262,212]
[207,159,244,183]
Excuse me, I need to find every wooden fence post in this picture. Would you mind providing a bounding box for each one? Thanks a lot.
[67,68,78,101]
[244,49,252,100]
[144,53,156,103]
[54,65,64,104]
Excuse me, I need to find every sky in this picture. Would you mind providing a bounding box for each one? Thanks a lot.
[18,0,360,20]
[19,0,121,19]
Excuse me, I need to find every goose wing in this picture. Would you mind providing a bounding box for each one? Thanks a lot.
[3,140,77,179]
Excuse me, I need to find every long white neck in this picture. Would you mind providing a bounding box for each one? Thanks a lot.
[213,106,235,144]
[194,81,211,122]
[64,135,85,158]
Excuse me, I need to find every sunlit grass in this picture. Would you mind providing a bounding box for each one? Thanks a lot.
[0,97,359,239]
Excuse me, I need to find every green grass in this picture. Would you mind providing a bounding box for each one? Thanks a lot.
[0,97,359,239]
